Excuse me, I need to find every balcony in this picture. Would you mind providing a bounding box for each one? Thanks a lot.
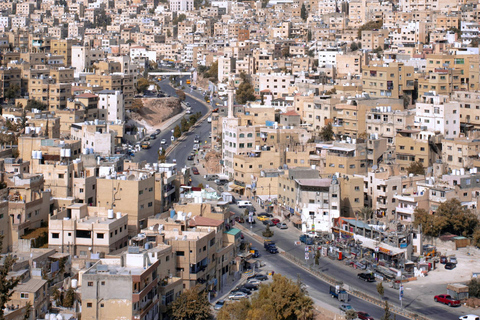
[395,205,415,215]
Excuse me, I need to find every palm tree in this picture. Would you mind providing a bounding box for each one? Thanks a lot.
[357,207,374,221]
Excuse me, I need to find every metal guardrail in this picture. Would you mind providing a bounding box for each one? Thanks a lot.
[236,223,430,320]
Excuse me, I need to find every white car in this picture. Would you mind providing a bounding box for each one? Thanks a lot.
[459,316,480,320]
[247,279,261,285]
[161,139,166,145]
[229,292,247,300]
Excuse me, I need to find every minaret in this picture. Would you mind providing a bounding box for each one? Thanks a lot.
[227,80,235,118]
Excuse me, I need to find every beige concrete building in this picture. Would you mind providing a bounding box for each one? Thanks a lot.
[362,62,415,100]
[96,171,155,236]
[442,137,480,171]
[48,204,129,257]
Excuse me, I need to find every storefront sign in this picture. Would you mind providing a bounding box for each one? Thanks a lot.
[379,247,392,255]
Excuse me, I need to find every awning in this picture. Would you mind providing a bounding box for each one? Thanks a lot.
[246,259,256,264]
[291,217,302,224]
[230,184,245,191]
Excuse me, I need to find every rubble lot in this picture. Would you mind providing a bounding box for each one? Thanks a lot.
[408,245,480,286]
[129,97,182,132]
[202,150,221,174]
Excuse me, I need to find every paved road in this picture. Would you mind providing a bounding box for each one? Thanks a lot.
[233,205,469,320]
[134,78,209,164]
[243,233,409,320]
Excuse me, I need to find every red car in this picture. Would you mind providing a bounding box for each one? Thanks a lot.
[192,167,199,175]
[271,218,280,225]
[357,311,374,320]
[434,294,461,307]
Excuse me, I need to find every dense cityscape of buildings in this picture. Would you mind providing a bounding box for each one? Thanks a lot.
[0,0,478,318]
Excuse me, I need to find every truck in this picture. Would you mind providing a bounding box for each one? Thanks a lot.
[250,247,260,258]
[300,234,314,245]
[434,294,461,307]
[330,285,348,302]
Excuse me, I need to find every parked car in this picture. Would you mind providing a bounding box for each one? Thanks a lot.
[214,300,225,310]
[241,283,258,290]
[155,129,161,134]
[233,287,251,295]
[228,292,247,300]
[258,212,273,218]
[449,257,458,264]
[445,262,456,270]
[192,167,199,175]
[187,155,194,161]
[258,215,269,221]
[150,133,157,139]
[357,311,374,320]
[247,274,268,281]
[271,218,280,225]
[434,294,461,307]
[459,315,480,320]
[339,304,355,312]
[263,220,274,226]
[247,279,261,285]
[276,222,288,229]
[357,273,375,282]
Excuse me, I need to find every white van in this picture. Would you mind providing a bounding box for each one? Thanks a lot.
[237,201,252,208]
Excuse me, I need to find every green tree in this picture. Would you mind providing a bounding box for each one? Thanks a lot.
[262,225,274,237]
[261,0,269,8]
[172,13,187,25]
[0,235,20,319]
[198,183,204,189]
[63,287,75,308]
[158,148,166,163]
[377,281,384,298]
[22,301,32,320]
[176,89,186,101]
[218,299,252,320]
[281,47,290,58]
[4,84,20,101]
[307,30,312,42]
[357,207,374,221]
[236,73,256,104]
[319,123,334,141]
[169,286,212,320]
[345,310,357,320]
[406,161,425,175]
[350,42,359,51]
[300,3,307,21]
[381,301,393,320]
[167,29,172,38]
[52,287,63,306]
[173,125,182,138]
[136,77,150,93]
[357,19,383,39]
[204,61,218,82]
[468,278,480,298]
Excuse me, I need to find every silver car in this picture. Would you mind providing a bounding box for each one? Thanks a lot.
[229,292,247,300]
[276,222,288,229]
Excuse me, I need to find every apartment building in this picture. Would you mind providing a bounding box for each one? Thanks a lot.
[17,135,82,164]
[96,171,155,236]
[48,204,129,257]
[258,73,294,99]
[319,141,369,175]
[442,137,480,171]
[415,93,460,138]
[362,62,415,99]
[81,246,178,320]
[366,107,415,146]
[361,29,389,50]
[296,178,341,234]
[453,91,480,130]
[10,278,49,319]
[70,121,117,156]
[395,130,440,172]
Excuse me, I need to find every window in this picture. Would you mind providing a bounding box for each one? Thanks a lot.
[96,233,104,239]
[354,198,360,203]
[177,251,185,256]
[355,186,360,191]
[52,233,59,239]
[20,293,29,299]
[88,282,93,287]
[87,303,92,308]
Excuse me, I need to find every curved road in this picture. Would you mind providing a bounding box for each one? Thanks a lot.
[134,77,209,165]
